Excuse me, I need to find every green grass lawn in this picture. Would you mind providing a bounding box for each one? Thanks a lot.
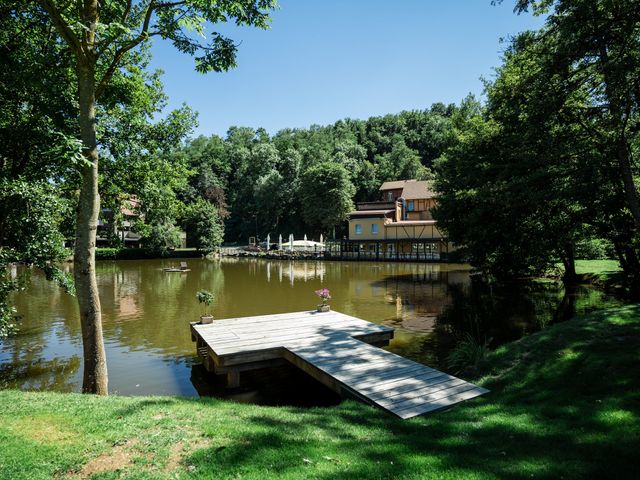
[574,259,622,276]
[1,305,639,479]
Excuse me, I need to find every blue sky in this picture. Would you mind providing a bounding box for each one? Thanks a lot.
[149,0,544,137]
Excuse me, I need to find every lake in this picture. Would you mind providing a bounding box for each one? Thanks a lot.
[1,258,622,399]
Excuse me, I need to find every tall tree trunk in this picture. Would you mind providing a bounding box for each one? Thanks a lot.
[75,57,108,395]
[623,245,640,278]
[613,240,631,275]
[615,140,640,225]
[561,244,577,284]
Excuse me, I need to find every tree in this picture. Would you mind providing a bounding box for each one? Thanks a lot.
[178,135,230,205]
[434,27,633,282]
[183,198,225,252]
[169,106,458,241]
[33,0,276,394]
[504,0,640,225]
[0,3,79,183]
[139,222,183,256]
[254,169,287,233]
[0,7,81,338]
[300,162,355,235]
[1,2,177,338]
[0,180,73,337]
[375,135,432,182]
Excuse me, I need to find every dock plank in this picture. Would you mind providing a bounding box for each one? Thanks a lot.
[191,310,488,419]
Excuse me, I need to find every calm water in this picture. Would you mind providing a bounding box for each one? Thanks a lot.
[1,258,622,397]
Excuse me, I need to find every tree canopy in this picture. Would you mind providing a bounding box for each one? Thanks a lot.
[1,0,277,394]
[435,0,640,281]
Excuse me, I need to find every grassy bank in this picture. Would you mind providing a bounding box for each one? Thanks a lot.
[574,259,621,276]
[1,306,639,479]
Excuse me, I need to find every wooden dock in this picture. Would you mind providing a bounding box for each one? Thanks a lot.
[190,310,488,419]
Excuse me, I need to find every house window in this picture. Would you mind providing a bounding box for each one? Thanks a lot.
[407,200,415,211]
[371,224,378,235]
[387,192,393,201]
[355,224,362,235]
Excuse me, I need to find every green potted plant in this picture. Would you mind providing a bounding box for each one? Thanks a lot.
[315,288,331,312]
[196,290,215,324]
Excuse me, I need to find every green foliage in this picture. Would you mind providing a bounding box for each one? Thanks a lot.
[0,180,74,337]
[95,248,121,260]
[254,169,288,232]
[375,135,432,182]
[138,223,183,257]
[435,1,640,279]
[173,105,457,242]
[183,199,225,252]
[0,266,23,339]
[447,334,492,375]
[504,0,640,274]
[300,162,355,234]
[0,180,69,265]
[0,4,78,181]
[575,238,616,261]
[196,290,215,306]
[196,290,215,316]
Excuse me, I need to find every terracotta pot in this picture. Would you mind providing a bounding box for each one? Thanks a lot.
[200,315,214,324]
[316,304,330,313]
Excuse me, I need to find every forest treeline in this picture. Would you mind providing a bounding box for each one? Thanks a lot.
[175,102,462,242]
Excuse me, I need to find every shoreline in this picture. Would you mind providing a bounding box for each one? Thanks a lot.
[2,305,638,479]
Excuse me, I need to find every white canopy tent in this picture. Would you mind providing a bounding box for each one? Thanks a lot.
[279,239,325,251]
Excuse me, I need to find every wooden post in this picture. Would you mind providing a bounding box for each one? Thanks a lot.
[227,370,240,388]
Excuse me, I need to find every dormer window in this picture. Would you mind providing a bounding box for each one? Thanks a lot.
[387,191,393,202]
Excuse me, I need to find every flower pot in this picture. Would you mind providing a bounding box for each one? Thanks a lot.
[200,315,214,324]
[317,304,330,313]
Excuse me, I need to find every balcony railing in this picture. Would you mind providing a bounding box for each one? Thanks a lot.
[356,201,395,211]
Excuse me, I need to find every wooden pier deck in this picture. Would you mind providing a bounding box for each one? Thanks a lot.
[190,310,488,419]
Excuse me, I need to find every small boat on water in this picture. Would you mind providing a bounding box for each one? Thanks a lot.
[163,262,190,273]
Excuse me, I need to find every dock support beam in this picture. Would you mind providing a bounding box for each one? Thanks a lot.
[227,370,240,388]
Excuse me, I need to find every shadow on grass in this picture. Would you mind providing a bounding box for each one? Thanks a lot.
[177,306,640,479]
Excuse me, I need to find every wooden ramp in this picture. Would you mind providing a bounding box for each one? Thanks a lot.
[190,310,488,419]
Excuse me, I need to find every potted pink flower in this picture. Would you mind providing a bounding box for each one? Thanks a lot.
[315,288,331,312]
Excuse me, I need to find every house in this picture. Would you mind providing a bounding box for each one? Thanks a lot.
[97,195,188,249]
[97,195,143,247]
[337,179,452,261]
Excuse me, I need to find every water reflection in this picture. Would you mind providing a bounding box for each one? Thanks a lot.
[1,258,622,396]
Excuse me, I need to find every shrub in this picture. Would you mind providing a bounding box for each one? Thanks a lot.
[183,199,224,253]
[574,238,616,260]
[139,223,182,257]
[95,248,121,260]
[447,333,492,374]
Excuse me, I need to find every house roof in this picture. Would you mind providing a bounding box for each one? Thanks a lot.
[121,196,141,217]
[379,180,409,191]
[379,179,438,200]
[348,209,394,218]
